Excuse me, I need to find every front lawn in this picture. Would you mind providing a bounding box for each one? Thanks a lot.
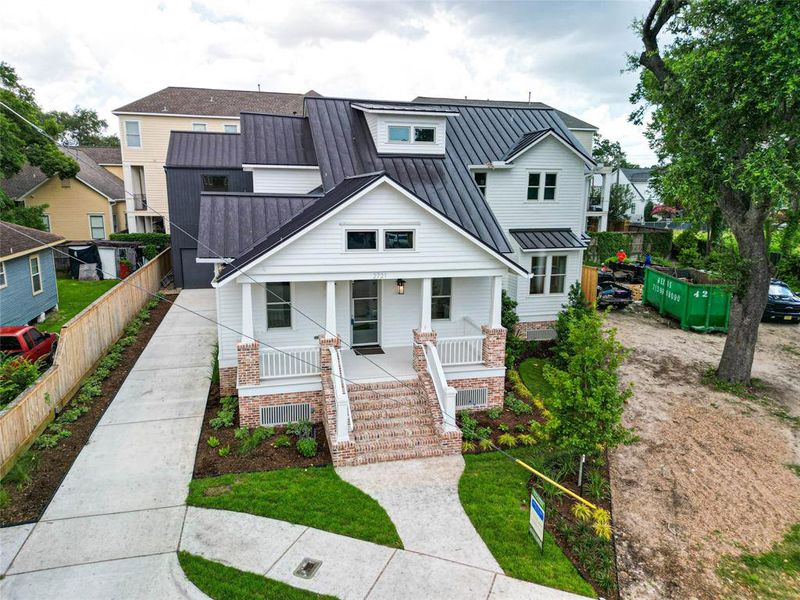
[518,357,554,399]
[39,276,118,332]
[459,447,595,598]
[178,552,335,600]
[187,467,403,548]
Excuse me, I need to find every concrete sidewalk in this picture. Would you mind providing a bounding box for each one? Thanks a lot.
[1,290,216,599]
[181,506,589,600]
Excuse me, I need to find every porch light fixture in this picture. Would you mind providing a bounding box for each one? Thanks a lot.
[395,278,406,295]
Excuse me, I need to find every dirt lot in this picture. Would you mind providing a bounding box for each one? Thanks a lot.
[606,306,800,599]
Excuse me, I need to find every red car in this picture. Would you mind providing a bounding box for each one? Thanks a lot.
[0,326,58,364]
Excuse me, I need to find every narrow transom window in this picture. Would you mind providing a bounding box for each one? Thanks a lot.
[346,231,377,250]
[30,255,42,294]
[125,121,141,148]
[431,277,452,320]
[550,255,567,293]
[202,175,229,192]
[89,215,105,240]
[384,230,414,250]
[266,282,292,328]
[414,127,435,143]
[530,256,546,294]
[543,173,558,200]
[527,173,540,200]
[388,125,410,142]
[474,172,487,196]
[224,124,238,133]
[192,123,207,132]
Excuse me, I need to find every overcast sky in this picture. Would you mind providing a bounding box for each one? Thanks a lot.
[2,0,657,165]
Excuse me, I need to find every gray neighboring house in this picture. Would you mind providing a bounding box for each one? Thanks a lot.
[0,221,64,326]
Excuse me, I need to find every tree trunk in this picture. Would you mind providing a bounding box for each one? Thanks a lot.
[716,197,770,384]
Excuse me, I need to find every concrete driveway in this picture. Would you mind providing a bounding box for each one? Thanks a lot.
[1,289,216,599]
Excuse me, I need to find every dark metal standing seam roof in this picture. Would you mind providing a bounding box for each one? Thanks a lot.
[503,128,595,164]
[304,97,595,255]
[165,132,243,168]
[240,113,318,166]
[510,229,588,250]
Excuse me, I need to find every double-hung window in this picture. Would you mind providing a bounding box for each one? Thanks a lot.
[266,282,291,328]
[125,121,141,148]
[549,255,567,293]
[431,278,452,320]
[529,256,546,294]
[30,255,42,295]
[474,172,487,196]
[527,172,558,201]
[529,255,568,295]
[89,215,105,239]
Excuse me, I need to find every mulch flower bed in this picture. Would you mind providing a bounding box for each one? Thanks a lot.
[0,294,175,526]
[192,383,331,479]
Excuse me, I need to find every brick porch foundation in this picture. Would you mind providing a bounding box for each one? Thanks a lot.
[449,375,505,410]
[239,390,324,428]
[219,367,237,396]
[513,320,557,339]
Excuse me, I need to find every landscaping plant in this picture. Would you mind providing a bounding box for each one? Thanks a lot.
[0,355,41,409]
[237,426,275,456]
[296,437,318,458]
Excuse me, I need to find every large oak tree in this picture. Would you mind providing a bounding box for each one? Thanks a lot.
[632,0,800,383]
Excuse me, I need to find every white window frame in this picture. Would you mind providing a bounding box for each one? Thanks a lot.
[125,120,142,148]
[413,126,436,144]
[30,254,42,295]
[223,124,239,133]
[526,171,559,202]
[265,281,292,329]
[0,262,6,289]
[431,277,452,321]
[387,124,411,143]
[344,229,379,252]
[549,254,568,294]
[41,214,51,232]
[192,122,208,132]
[528,253,569,296]
[88,214,106,240]
[382,229,416,251]
[387,123,438,145]
[474,171,487,196]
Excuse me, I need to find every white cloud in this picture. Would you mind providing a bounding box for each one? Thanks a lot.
[1,0,657,164]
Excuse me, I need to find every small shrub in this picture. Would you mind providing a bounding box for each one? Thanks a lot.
[476,426,492,440]
[237,426,275,456]
[458,411,479,440]
[514,423,526,433]
[296,437,318,458]
[587,470,609,500]
[497,433,517,448]
[479,438,494,451]
[210,345,220,385]
[274,434,291,448]
[207,436,220,448]
[498,423,510,433]
[504,393,533,416]
[286,420,313,439]
[571,502,593,522]
[233,427,248,440]
[143,244,158,260]
[462,440,476,452]
[516,433,537,447]
[0,355,41,408]
[3,452,37,489]
[593,521,612,540]
[487,406,503,420]
[217,445,230,457]
[210,396,237,429]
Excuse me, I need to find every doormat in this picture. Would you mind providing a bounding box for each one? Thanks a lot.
[354,346,385,355]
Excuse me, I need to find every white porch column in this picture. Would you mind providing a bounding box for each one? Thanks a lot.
[324,280,336,339]
[241,282,254,342]
[489,275,503,329]
[420,277,432,332]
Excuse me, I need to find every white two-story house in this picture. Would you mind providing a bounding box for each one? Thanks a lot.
[172,96,597,466]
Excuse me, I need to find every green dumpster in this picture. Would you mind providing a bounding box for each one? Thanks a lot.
[642,268,732,333]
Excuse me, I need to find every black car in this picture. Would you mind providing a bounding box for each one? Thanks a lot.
[763,279,800,322]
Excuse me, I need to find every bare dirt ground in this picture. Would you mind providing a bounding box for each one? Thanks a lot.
[606,306,800,600]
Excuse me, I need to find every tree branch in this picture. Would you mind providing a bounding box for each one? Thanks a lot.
[639,0,687,84]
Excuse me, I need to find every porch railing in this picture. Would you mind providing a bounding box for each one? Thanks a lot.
[260,345,321,379]
[328,347,352,442]
[421,342,458,433]
[438,335,484,366]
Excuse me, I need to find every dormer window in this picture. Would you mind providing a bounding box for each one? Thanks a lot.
[388,126,410,142]
[387,124,437,145]
[414,127,435,143]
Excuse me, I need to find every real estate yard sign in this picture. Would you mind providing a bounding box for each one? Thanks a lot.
[529,490,545,550]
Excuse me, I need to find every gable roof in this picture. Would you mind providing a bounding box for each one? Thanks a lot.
[113,87,319,117]
[413,96,598,130]
[621,167,652,183]
[240,113,317,166]
[510,228,588,251]
[0,220,64,259]
[166,132,243,168]
[0,147,124,201]
[502,128,594,165]
[77,146,121,165]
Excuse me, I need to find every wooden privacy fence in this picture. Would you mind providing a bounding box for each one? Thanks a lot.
[0,250,171,477]
[581,265,598,305]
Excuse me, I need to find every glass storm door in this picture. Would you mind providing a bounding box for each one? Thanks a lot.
[351,280,379,346]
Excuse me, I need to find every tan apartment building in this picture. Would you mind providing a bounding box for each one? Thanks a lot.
[1,147,125,240]
[112,87,316,233]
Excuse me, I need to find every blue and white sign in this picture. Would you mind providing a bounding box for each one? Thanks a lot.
[529,490,545,550]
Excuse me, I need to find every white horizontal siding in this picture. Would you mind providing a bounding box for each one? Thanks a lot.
[217,283,242,368]
[250,167,322,194]
[571,130,594,156]
[253,281,327,347]
[514,249,583,322]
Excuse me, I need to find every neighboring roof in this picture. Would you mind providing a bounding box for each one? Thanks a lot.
[113,87,319,117]
[0,220,64,259]
[413,96,598,130]
[510,229,588,251]
[0,147,124,201]
[166,132,243,168]
[304,96,593,254]
[240,113,317,166]
[621,167,652,183]
[198,192,321,260]
[77,146,121,165]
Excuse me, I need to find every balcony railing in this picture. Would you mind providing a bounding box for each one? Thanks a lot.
[260,346,320,379]
[133,193,148,211]
[438,335,484,366]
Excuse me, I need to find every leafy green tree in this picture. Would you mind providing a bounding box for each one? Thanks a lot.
[644,199,655,221]
[631,0,800,383]
[553,282,593,368]
[544,311,635,456]
[46,106,119,147]
[592,134,639,169]
[608,183,636,225]
[1,62,78,228]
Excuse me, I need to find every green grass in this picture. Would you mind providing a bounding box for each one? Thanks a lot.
[187,467,402,548]
[178,552,336,600]
[459,447,595,597]
[519,357,554,399]
[717,523,800,599]
[39,276,118,333]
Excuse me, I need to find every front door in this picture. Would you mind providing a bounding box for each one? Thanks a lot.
[351,280,379,346]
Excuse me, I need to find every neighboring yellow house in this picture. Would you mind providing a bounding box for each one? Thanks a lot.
[0,147,125,240]
[112,86,316,233]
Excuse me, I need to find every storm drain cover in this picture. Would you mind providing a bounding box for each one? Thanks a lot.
[293,558,322,579]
